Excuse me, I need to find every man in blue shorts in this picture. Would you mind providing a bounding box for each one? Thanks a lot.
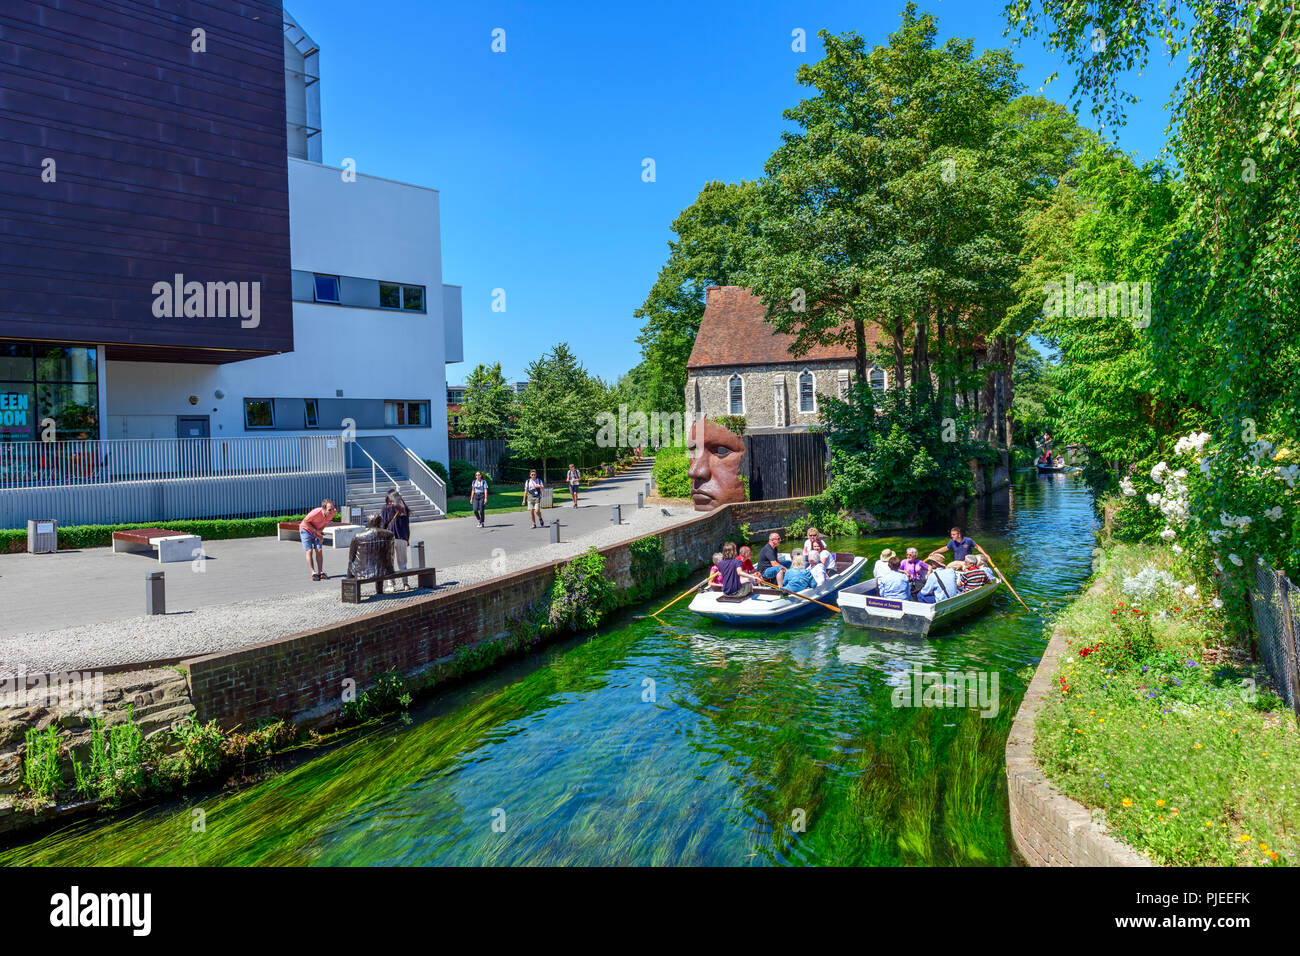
[757,531,791,588]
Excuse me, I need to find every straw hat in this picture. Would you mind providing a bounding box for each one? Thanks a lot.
[879,548,897,562]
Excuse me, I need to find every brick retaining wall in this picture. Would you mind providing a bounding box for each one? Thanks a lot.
[185,498,811,728]
[1005,583,1154,866]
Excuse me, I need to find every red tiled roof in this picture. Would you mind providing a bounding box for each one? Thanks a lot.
[686,286,881,370]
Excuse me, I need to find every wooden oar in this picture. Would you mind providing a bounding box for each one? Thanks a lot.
[647,574,713,621]
[974,543,1034,613]
[756,579,842,613]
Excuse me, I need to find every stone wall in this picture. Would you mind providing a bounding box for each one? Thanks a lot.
[1005,591,1154,866]
[185,497,813,729]
[688,360,868,430]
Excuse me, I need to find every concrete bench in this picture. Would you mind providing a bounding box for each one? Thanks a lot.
[279,521,360,548]
[341,566,436,603]
[111,528,202,564]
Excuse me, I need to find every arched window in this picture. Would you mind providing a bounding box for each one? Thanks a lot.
[798,371,816,413]
[728,374,744,414]
[869,368,887,392]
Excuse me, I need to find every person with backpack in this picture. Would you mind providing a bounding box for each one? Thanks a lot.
[566,463,581,508]
[524,469,546,528]
[380,488,411,590]
[470,471,489,527]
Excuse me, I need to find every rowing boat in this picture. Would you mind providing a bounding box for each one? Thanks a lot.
[838,576,1002,637]
[688,552,867,626]
[1036,462,1069,473]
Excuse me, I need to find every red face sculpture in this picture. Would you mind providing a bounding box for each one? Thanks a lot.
[687,417,746,512]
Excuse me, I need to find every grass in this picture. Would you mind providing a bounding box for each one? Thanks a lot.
[444,482,595,518]
[1035,542,1300,866]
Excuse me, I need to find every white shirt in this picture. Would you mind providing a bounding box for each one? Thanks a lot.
[873,560,893,579]
[809,562,827,586]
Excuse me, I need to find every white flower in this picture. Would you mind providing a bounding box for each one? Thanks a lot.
[1212,597,1224,609]
[1183,584,1198,597]
[1214,557,1224,572]
[1229,553,1243,567]
[1249,440,1275,463]
[1147,492,1163,507]
[1172,544,1184,555]
[1200,459,1214,477]
[1174,432,1212,455]
[1266,506,1283,520]
[1277,465,1299,488]
[1151,462,1170,484]
[1065,657,1074,664]
[1120,477,1136,496]
[1160,527,1177,541]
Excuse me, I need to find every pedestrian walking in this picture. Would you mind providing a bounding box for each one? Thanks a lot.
[470,470,489,527]
[524,469,546,528]
[566,463,581,508]
[380,488,411,590]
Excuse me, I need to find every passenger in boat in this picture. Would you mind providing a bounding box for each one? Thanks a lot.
[958,554,993,592]
[877,556,912,600]
[707,551,724,590]
[714,541,753,597]
[917,560,960,603]
[782,551,816,593]
[758,532,790,587]
[945,528,978,563]
[809,557,828,587]
[873,548,897,579]
[738,545,755,575]
[803,528,836,573]
[900,547,930,598]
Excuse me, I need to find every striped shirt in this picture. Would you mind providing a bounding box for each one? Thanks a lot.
[959,568,991,592]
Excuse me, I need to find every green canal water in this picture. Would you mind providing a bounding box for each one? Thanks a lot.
[2,473,1095,866]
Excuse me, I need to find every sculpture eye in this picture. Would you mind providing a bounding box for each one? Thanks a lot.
[712,445,731,458]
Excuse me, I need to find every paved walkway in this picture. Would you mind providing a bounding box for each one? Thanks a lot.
[0,462,671,647]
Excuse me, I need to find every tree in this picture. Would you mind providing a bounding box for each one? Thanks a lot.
[508,343,594,482]
[630,180,762,415]
[459,362,515,439]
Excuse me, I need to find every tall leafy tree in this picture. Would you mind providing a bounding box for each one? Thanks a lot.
[508,343,594,482]
[630,180,761,415]
[459,362,516,439]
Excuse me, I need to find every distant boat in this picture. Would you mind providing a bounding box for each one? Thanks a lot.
[1036,460,1070,473]
[688,552,867,626]
[839,577,1002,637]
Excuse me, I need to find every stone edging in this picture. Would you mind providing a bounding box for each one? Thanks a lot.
[1005,581,1155,867]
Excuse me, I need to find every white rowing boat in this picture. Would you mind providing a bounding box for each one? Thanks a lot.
[838,576,1002,637]
[688,552,867,626]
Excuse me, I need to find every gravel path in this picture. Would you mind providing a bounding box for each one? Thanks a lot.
[0,503,698,674]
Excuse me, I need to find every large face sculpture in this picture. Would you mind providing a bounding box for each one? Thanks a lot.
[687,417,746,512]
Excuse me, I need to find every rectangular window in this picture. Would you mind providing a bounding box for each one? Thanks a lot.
[729,378,743,415]
[379,283,402,309]
[869,369,887,392]
[402,285,424,311]
[384,400,429,427]
[36,347,97,383]
[244,399,274,429]
[313,275,340,303]
[304,399,319,428]
[799,377,815,413]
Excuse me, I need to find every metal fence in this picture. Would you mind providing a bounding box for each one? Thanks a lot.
[1249,564,1300,716]
[0,435,346,529]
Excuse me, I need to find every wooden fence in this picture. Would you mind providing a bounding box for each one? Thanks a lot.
[742,431,829,501]
[448,438,509,478]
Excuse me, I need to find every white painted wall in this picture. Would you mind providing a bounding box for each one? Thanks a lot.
[105,159,460,464]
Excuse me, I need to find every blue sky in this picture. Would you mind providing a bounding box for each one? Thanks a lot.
[291,0,1185,384]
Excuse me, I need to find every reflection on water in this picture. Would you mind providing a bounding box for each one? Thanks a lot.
[0,472,1096,867]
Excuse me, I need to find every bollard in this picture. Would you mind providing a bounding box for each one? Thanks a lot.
[146,571,165,615]
[414,540,425,569]
[549,521,560,543]
[637,492,644,509]
[611,504,622,524]
[645,481,651,498]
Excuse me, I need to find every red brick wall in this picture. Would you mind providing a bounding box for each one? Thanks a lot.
[184,498,811,728]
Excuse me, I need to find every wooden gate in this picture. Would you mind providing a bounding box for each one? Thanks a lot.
[743,431,829,501]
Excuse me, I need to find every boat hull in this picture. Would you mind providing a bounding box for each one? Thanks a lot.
[839,577,1002,637]
[688,555,867,626]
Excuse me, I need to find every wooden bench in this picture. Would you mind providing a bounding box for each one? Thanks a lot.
[111,528,202,564]
[341,566,436,603]
[279,521,360,548]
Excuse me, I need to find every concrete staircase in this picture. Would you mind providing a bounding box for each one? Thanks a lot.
[345,468,443,522]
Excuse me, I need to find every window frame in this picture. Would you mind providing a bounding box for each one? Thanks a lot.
[313,274,341,303]
[869,368,887,392]
[798,370,816,414]
[243,398,275,429]
[384,399,431,428]
[728,374,745,415]
[303,399,319,429]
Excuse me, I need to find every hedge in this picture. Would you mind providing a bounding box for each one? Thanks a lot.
[651,445,692,498]
[0,513,341,554]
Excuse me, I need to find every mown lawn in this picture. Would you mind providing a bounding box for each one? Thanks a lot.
[1036,543,1300,866]
[445,483,585,518]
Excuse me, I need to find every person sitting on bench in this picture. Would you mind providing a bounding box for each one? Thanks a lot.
[347,515,396,581]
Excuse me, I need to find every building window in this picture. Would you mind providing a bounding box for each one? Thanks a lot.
[447,387,465,404]
[304,399,319,428]
[869,368,887,392]
[244,399,274,429]
[384,400,429,427]
[0,345,100,443]
[799,371,816,413]
[728,374,744,415]
[380,283,426,312]
[313,274,340,303]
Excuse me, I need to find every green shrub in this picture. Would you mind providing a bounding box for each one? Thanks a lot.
[341,668,413,724]
[424,459,450,484]
[71,705,147,807]
[548,548,614,632]
[22,726,62,802]
[652,444,692,498]
[168,716,226,785]
[449,459,478,495]
[714,415,747,436]
[0,513,341,554]
[786,491,860,540]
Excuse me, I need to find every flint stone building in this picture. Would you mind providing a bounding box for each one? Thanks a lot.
[685,286,889,432]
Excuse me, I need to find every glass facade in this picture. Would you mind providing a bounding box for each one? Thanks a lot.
[0,344,98,442]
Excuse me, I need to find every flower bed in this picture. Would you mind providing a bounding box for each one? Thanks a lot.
[1035,542,1299,865]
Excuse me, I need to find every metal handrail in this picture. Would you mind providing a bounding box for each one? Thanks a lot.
[347,442,400,494]
[398,445,447,515]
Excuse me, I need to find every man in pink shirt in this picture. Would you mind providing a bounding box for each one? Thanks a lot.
[299,498,337,581]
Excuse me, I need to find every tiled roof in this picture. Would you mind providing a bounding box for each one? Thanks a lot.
[686,286,881,370]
